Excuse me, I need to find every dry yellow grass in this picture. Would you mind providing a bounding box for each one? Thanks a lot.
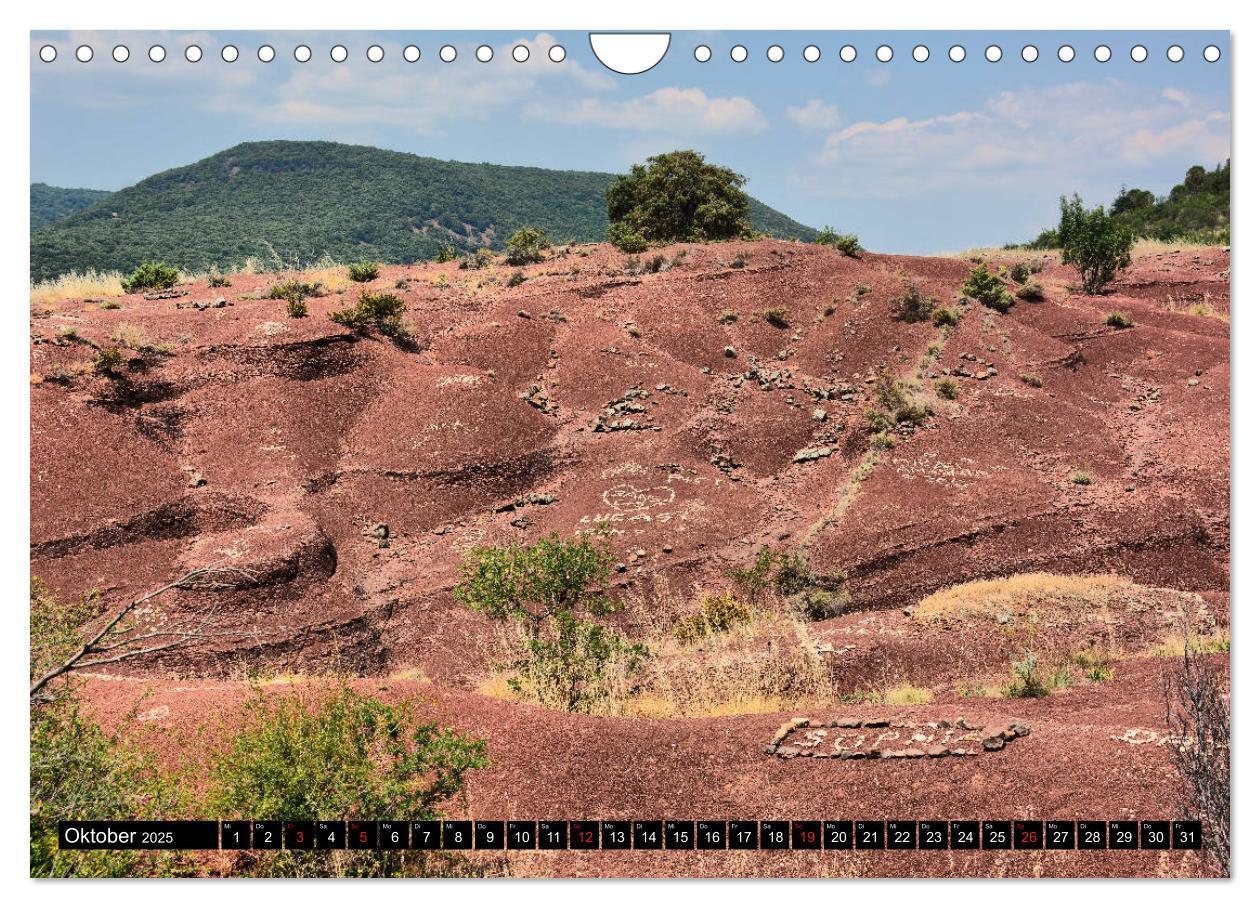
[302,263,352,294]
[30,270,126,307]
[881,683,934,705]
[1149,630,1230,658]
[1131,238,1227,258]
[913,572,1133,624]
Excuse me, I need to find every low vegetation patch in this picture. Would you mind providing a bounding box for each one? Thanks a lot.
[892,281,936,323]
[814,226,862,257]
[348,262,380,283]
[760,306,791,328]
[504,226,549,266]
[864,372,933,434]
[267,279,325,303]
[960,265,1015,313]
[932,307,960,328]
[330,291,410,341]
[935,378,958,400]
[122,262,180,294]
[30,270,127,308]
[1015,282,1045,301]
[1106,311,1134,329]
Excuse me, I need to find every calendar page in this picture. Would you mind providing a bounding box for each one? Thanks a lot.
[28,27,1230,880]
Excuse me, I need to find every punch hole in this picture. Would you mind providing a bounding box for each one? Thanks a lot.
[76,45,93,63]
[257,45,275,63]
[149,45,166,63]
[803,45,820,63]
[1131,45,1148,62]
[767,45,784,63]
[39,45,57,63]
[1167,45,1184,63]
[1094,45,1111,62]
[730,45,748,62]
[913,45,929,62]
[949,45,965,62]
[185,45,203,63]
[404,45,421,62]
[1021,45,1038,63]
[367,45,385,62]
[1058,45,1075,62]
[694,45,711,62]
[294,45,312,63]
[549,45,566,63]
[985,45,1002,62]
[330,45,348,63]
[112,45,129,63]
[221,45,239,63]
[839,45,857,63]
[477,45,493,62]
[876,45,893,62]
[440,45,457,62]
[1204,45,1220,62]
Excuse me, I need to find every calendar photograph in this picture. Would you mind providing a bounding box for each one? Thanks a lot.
[27,28,1230,879]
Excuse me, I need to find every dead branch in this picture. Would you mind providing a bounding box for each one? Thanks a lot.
[29,565,256,701]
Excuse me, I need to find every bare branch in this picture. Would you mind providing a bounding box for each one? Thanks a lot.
[29,566,257,700]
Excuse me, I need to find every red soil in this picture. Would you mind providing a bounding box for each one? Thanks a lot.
[30,240,1229,877]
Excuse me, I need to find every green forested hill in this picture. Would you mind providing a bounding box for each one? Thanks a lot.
[30,183,112,230]
[30,141,816,280]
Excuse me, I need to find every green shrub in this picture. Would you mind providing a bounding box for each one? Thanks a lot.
[459,248,495,270]
[348,262,380,283]
[505,226,549,266]
[870,431,896,451]
[1058,194,1134,294]
[267,279,324,302]
[761,306,791,328]
[208,682,487,877]
[833,233,861,257]
[892,281,935,323]
[1015,282,1045,301]
[455,531,644,713]
[932,307,961,327]
[728,547,847,620]
[814,226,861,257]
[935,378,958,400]
[31,695,178,877]
[1070,470,1092,485]
[208,273,232,288]
[1105,311,1133,329]
[93,348,125,375]
[1005,652,1050,698]
[607,221,649,253]
[606,149,751,246]
[673,592,752,644]
[287,299,308,318]
[330,291,408,339]
[506,270,526,288]
[864,373,933,433]
[961,265,1015,313]
[434,244,458,264]
[1009,262,1031,284]
[122,262,179,293]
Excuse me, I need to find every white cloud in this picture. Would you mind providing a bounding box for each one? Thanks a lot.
[528,86,767,134]
[785,99,841,130]
[800,81,1230,199]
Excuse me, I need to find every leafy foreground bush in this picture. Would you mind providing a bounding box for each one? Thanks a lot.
[122,262,179,293]
[1058,194,1134,295]
[456,530,646,713]
[266,279,324,303]
[961,265,1015,313]
[864,372,933,434]
[330,291,409,341]
[209,682,487,877]
[504,226,549,266]
[606,149,751,250]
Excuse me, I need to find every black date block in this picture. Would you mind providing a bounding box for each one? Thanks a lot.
[918,821,948,850]
[855,821,885,850]
[507,821,537,850]
[1173,821,1203,850]
[950,821,979,850]
[539,821,569,850]
[1014,820,1043,850]
[410,821,441,850]
[728,821,759,850]
[1108,820,1138,850]
[824,821,854,850]
[348,821,376,850]
[697,821,726,850]
[442,820,472,850]
[1045,821,1075,850]
[1077,820,1107,850]
[760,820,789,850]
[378,821,408,849]
[982,820,1012,850]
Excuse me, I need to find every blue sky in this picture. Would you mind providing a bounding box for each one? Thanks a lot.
[31,30,1230,252]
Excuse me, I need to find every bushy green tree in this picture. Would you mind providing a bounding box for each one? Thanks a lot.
[455,531,644,712]
[122,262,179,293]
[606,150,751,249]
[209,682,486,877]
[961,265,1015,313]
[1058,194,1135,294]
[504,226,549,265]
